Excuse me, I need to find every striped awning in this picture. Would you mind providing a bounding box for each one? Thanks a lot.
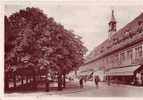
[105,65,141,76]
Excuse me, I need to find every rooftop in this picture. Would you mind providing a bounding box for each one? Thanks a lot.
[86,13,143,63]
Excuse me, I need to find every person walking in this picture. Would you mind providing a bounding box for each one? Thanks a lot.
[79,77,84,88]
[136,72,142,86]
[141,73,143,86]
[107,76,110,86]
[94,76,99,87]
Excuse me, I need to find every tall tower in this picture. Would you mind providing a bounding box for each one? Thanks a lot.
[108,10,117,38]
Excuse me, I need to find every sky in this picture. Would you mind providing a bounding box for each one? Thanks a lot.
[4,1,143,55]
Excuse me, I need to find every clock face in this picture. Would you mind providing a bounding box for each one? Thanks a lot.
[109,23,116,31]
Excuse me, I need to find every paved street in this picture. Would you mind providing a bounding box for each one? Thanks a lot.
[5,81,143,97]
[65,81,143,97]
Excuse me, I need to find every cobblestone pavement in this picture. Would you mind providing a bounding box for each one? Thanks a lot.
[5,81,143,97]
[64,81,143,97]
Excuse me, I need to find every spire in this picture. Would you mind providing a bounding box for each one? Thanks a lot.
[108,9,117,38]
[110,9,116,22]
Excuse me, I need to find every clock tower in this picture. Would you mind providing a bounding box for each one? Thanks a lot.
[108,10,117,38]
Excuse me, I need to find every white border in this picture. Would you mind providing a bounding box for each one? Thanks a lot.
[1,0,143,100]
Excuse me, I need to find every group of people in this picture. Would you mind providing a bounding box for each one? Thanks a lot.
[79,76,100,88]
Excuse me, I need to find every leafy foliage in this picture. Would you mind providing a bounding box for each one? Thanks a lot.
[5,7,87,75]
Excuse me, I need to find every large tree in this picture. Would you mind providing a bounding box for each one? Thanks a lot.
[5,7,87,90]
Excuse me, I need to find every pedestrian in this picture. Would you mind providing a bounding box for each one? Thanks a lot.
[136,72,142,86]
[94,76,99,87]
[141,73,143,85]
[79,77,84,88]
[107,76,110,86]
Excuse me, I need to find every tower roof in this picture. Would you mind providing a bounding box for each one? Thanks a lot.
[109,10,116,23]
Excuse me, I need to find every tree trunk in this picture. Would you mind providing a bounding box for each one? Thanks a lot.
[30,76,32,83]
[63,74,66,88]
[32,71,37,89]
[46,73,49,92]
[46,80,49,91]
[13,72,16,89]
[58,73,63,91]
[21,75,24,85]
[26,75,29,84]
[5,72,9,91]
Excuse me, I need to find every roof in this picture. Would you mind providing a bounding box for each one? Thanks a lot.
[86,13,143,63]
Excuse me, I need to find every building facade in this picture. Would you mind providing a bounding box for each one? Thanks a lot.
[80,11,143,85]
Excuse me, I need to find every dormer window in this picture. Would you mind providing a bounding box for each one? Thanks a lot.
[138,20,143,33]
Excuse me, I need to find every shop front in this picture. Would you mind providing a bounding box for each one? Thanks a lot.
[105,64,143,85]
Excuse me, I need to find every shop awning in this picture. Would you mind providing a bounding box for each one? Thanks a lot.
[105,65,141,76]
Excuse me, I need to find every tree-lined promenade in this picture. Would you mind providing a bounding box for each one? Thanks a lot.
[5,7,87,92]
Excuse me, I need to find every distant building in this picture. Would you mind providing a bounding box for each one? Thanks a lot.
[80,10,143,85]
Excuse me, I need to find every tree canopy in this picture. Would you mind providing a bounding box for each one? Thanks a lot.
[5,7,87,75]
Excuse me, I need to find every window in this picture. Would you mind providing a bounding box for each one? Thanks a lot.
[135,46,142,58]
[103,58,106,65]
[127,49,133,60]
[115,53,119,63]
[120,52,125,63]
[111,53,119,65]
[138,46,142,57]
[106,56,109,64]
[138,21,143,33]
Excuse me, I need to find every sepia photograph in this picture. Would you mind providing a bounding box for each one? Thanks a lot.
[3,0,143,98]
